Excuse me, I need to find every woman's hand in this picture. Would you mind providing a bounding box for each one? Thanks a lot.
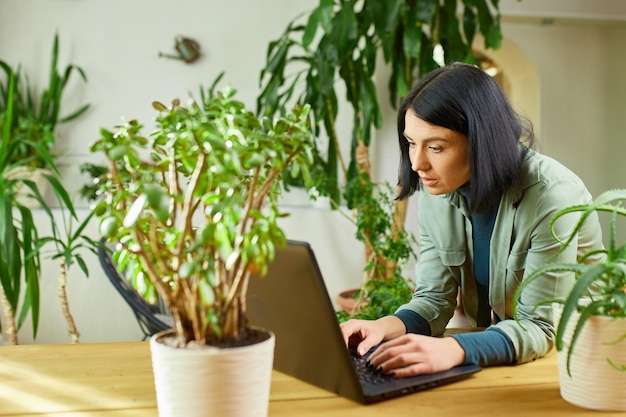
[367,334,466,377]
[340,316,407,356]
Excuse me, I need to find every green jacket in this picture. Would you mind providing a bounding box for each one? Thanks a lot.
[396,150,603,364]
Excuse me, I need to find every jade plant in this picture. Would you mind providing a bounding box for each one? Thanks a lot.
[514,189,626,374]
[91,75,314,346]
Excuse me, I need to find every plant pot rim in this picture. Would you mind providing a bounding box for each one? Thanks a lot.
[150,326,274,352]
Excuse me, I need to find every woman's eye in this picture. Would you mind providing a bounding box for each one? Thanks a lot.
[428,146,442,153]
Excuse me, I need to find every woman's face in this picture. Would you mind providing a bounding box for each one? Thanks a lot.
[404,110,470,195]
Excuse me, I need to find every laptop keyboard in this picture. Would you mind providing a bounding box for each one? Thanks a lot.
[351,349,395,385]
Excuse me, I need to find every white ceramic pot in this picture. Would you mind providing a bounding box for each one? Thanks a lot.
[149,327,275,417]
[554,304,626,411]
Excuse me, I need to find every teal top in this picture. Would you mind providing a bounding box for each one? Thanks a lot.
[395,190,516,366]
[393,150,603,366]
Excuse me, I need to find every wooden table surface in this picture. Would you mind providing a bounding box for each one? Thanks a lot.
[0,341,623,416]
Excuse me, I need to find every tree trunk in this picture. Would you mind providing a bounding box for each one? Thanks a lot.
[58,258,80,343]
[0,288,18,345]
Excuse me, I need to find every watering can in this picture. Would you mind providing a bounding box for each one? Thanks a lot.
[159,36,201,64]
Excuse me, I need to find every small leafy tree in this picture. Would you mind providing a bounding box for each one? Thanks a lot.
[257,0,502,305]
[337,180,418,321]
[92,75,315,346]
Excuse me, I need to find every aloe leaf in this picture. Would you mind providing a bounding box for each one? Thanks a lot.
[555,263,607,349]
[561,299,612,376]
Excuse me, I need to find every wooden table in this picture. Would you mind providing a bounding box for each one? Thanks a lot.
[0,341,622,416]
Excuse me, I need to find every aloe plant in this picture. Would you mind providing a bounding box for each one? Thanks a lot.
[514,189,626,375]
[91,75,315,346]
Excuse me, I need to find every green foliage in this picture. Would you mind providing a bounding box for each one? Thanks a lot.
[39,210,99,280]
[0,32,90,169]
[78,162,108,202]
[91,75,315,346]
[514,189,626,375]
[0,62,82,343]
[336,274,415,322]
[347,179,417,277]
[337,179,418,321]
[257,1,500,321]
[257,0,502,203]
[0,67,40,341]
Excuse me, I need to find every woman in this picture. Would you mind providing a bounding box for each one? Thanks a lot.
[340,62,603,377]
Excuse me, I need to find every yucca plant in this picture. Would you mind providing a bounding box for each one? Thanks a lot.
[514,189,626,375]
[257,0,502,313]
[38,209,99,344]
[0,33,89,345]
[91,75,315,347]
[0,32,90,169]
[0,66,78,345]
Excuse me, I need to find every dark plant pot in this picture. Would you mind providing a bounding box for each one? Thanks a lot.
[335,288,367,314]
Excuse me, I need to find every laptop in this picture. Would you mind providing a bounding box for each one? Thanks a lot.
[246,240,481,404]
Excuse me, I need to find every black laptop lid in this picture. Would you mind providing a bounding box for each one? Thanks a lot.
[246,240,481,404]
[247,240,365,403]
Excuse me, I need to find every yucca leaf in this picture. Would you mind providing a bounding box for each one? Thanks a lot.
[15,204,41,336]
[42,171,77,219]
[0,67,15,167]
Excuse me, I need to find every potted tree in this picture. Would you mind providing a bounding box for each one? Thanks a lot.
[514,189,626,411]
[257,0,503,312]
[335,179,417,320]
[90,74,314,417]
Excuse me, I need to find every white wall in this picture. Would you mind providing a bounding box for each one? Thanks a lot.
[2,0,626,344]
[499,18,626,196]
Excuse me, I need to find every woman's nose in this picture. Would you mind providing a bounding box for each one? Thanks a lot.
[411,148,428,172]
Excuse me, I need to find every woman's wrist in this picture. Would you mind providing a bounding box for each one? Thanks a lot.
[378,315,407,340]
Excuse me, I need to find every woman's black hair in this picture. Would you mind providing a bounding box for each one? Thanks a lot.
[396,62,535,213]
